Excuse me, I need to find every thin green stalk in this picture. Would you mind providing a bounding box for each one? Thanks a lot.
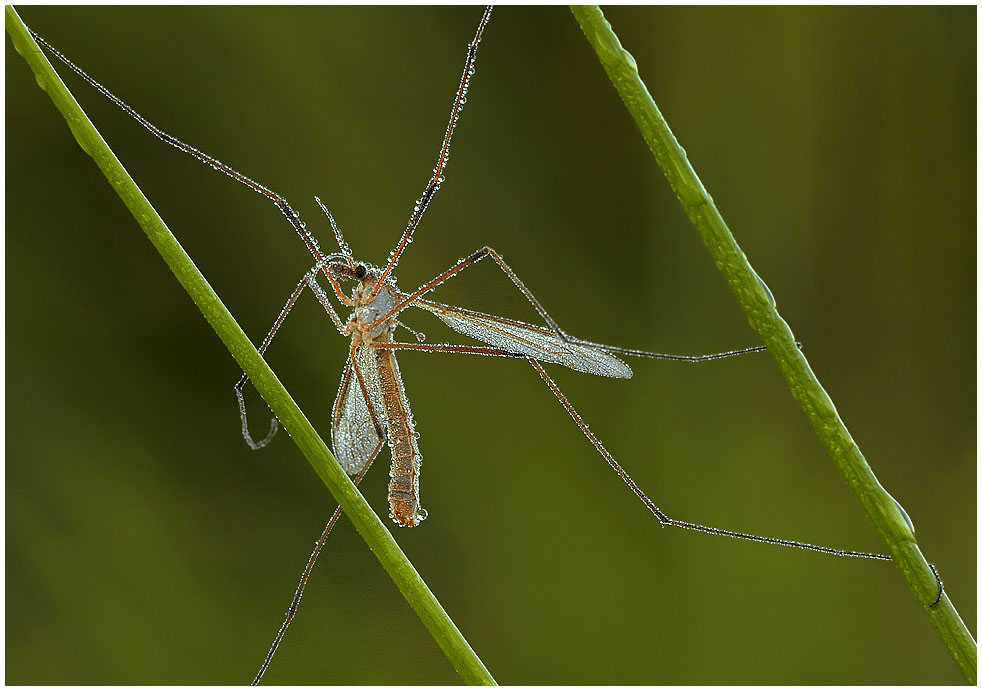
[6,6,494,685]
[570,5,975,684]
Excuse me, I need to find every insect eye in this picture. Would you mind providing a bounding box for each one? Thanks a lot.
[354,264,367,279]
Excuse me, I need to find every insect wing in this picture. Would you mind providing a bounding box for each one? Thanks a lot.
[331,347,385,475]
[415,299,632,378]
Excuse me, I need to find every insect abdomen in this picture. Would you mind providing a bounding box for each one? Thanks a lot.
[374,347,426,527]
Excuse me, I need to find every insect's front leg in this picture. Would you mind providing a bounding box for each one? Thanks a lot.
[235,264,351,450]
[367,6,494,302]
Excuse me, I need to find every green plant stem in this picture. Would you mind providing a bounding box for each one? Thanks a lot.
[569,4,975,684]
[6,6,495,686]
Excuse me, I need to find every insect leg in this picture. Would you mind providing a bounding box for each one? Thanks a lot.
[525,357,944,607]
[369,6,494,299]
[252,439,383,686]
[236,265,351,450]
[29,27,353,298]
[374,342,944,608]
[372,246,774,363]
[371,343,518,357]
[349,343,386,444]
[254,341,388,683]
[367,246,565,336]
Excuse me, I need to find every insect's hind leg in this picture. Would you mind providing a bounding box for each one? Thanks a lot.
[252,439,383,685]
[523,357,944,607]
[236,264,350,450]
[377,342,943,606]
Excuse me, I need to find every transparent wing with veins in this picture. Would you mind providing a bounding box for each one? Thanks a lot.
[412,298,633,379]
[331,347,385,475]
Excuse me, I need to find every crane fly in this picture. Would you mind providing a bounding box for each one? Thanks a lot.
[26,5,942,684]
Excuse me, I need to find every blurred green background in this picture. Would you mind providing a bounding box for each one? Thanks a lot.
[6,6,975,685]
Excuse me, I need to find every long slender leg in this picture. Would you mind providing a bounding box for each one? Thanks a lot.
[236,266,352,450]
[253,342,389,684]
[369,6,494,299]
[377,342,944,606]
[349,343,385,442]
[374,341,767,372]
[371,342,520,358]
[251,439,383,686]
[524,357,943,607]
[29,28,354,302]
[371,246,770,363]
[370,246,565,337]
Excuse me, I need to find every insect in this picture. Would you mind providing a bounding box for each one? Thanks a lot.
[13,5,968,688]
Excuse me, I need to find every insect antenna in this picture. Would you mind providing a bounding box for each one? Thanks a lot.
[314,196,356,270]
[369,5,494,300]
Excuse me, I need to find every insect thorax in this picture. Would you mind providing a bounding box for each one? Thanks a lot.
[349,278,401,342]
